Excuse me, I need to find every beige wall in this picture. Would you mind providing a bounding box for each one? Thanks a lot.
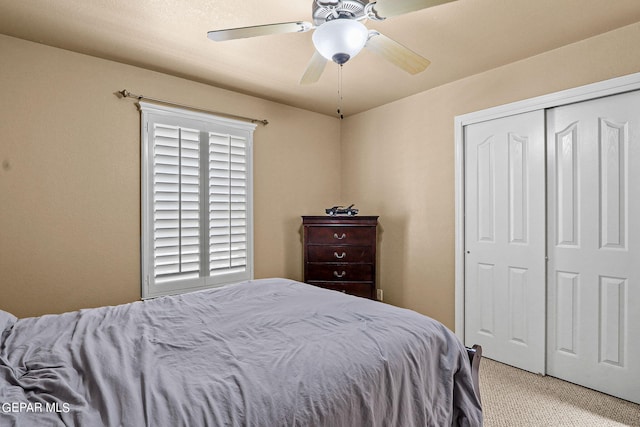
[0,34,341,318]
[341,23,640,330]
[3,22,640,325]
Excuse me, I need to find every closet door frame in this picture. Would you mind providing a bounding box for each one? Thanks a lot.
[454,71,640,341]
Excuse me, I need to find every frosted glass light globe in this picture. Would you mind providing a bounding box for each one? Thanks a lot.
[312,18,369,65]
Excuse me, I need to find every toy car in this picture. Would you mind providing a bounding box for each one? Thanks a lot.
[325,204,359,216]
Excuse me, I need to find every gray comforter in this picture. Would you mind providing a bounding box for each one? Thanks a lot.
[0,278,482,426]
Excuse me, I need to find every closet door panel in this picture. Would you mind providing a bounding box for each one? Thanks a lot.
[546,90,640,404]
[464,110,546,374]
[554,122,579,247]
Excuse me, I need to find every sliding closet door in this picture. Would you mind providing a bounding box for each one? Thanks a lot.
[547,90,640,404]
[464,110,546,374]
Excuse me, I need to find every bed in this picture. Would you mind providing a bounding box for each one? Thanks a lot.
[0,278,482,426]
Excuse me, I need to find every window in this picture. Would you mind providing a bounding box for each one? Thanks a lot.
[140,102,256,298]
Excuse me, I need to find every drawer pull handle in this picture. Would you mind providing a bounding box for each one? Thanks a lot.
[334,233,347,240]
[334,271,346,278]
[334,252,346,259]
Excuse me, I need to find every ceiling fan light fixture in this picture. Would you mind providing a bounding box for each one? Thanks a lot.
[312,18,368,65]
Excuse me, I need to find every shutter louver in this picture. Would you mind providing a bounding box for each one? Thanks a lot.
[153,124,200,284]
[209,133,247,276]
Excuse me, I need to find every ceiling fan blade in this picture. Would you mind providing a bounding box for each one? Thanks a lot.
[365,31,430,74]
[300,51,328,85]
[370,0,455,19]
[207,21,313,42]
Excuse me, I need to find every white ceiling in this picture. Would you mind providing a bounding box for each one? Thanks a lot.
[1,0,640,117]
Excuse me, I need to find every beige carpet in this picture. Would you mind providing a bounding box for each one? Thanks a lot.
[479,358,640,426]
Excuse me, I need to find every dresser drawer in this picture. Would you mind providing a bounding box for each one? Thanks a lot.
[309,282,374,299]
[306,226,375,245]
[307,245,373,263]
[306,263,373,282]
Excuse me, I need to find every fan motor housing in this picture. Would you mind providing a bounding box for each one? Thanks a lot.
[312,0,368,25]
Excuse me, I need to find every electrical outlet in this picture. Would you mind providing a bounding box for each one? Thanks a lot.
[376,289,383,301]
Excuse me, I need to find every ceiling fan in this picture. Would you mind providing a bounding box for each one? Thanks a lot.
[207,0,455,84]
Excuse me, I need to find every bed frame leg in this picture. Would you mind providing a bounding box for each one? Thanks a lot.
[466,344,482,404]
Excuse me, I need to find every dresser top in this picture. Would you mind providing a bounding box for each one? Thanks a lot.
[302,215,379,226]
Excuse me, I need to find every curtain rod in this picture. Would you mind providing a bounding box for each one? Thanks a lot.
[117,89,269,126]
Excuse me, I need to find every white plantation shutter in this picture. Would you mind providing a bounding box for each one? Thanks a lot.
[140,102,255,298]
[209,133,248,276]
[153,124,201,283]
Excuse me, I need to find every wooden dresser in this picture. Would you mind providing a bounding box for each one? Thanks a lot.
[302,216,378,299]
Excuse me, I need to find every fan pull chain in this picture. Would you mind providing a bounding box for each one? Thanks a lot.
[337,64,344,120]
